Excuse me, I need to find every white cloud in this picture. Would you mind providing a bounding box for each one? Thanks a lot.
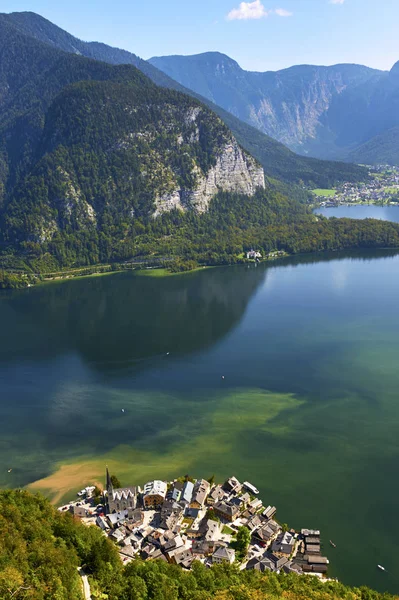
[330,0,345,4]
[274,8,293,16]
[227,1,292,20]
[227,0,269,20]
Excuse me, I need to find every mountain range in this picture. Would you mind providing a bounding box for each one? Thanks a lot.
[0,11,366,191]
[2,11,399,281]
[149,52,399,164]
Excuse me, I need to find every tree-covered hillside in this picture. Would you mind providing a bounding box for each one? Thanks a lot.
[0,15,266,262]
[0,490,396,600]
[3,79,235,247]
[1,11,369,187]
[348,127,399,166]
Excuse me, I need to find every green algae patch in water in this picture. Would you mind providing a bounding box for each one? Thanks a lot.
[28,387,303,505]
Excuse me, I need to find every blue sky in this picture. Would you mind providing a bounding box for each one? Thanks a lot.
[1,0,398,72]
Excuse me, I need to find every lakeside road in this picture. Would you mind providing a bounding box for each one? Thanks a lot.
[78,568,91,600]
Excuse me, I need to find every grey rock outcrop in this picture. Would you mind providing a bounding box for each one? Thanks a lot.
[154,139,265,216]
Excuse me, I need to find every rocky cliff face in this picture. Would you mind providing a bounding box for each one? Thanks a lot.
[3,77,265,245]
[154,139,265,216]
[149,53,387,159]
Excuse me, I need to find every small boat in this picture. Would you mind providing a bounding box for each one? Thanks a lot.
[377,565,386,572]
[221,375,225,380]
[121,409,125,413]
[7,469,12,473]
[166,352,170,355]
[329,540,336,548]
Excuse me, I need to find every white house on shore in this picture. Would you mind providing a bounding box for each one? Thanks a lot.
[246,250,262,259]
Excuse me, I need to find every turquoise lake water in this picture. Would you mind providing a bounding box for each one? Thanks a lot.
[315,204,399,221]
[1,250,399,593]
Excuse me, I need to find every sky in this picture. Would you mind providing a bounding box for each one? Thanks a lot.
[1,0,398,72]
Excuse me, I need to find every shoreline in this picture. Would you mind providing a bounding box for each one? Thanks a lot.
[0,256,288,291]
[311,200,399,209]
[3,246,399,291]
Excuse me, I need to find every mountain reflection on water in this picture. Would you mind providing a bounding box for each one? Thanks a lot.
[0,265,266,370]
[2,250,399,594]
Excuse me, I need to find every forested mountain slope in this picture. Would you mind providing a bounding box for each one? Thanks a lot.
[0,11,368,187]
[348,127,399,166]
[0,16,265,259]
[149,51,399,163]
[1,490,397,600]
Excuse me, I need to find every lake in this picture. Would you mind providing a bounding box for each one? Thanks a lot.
[1,251,399,593]
[315,204,399,222]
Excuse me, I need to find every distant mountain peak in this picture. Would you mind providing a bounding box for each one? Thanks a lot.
[390,60,399,76]
[148,51,396,159]
[150,51,242,72]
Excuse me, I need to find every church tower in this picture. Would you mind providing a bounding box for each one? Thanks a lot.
[106,466,113,495]
[104,466,138,514]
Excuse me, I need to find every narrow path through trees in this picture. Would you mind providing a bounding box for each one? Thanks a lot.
[78,568,91,600]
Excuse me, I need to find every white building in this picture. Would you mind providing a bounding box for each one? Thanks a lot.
[143,480,167,508]
[246,250,262,260]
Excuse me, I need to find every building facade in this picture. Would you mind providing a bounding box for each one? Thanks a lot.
[143,480,167,509]
[106,468,138,514]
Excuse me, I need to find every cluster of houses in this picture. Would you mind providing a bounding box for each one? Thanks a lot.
[60,471,329,578]
[315,166,399,207]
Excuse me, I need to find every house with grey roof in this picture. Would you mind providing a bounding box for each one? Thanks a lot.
[214,501,240,522]
[72,505,88,518]
[223,476,242,495]
[141,543,158,560]
[282,561,303,574]
[191,540,212,557]
[262,505,277,520]
[96,515,109,531]
[246,514,263,532]
[264,552,289,571]
[212,546,235,564]
[253,524,276,545]
[107,510,129,528]
[203,519,221,542]
[271,531,295,556]
[246,556,275,572]
[174,549,194,569]
[110,527,127,544]
[190,479,210,509]
[207,485,226,505]
[266,520,281,534]
[159,499,183,531]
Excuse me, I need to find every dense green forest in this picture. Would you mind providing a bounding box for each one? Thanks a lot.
[348,127,399,167]
[3,188,399,289]
[0,490,396,600]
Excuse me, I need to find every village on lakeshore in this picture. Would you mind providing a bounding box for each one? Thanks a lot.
[58,471,331,578]
[312,165,399,207]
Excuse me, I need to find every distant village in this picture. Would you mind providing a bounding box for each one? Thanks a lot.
[59,472,330,578]
[314,165,399,207]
